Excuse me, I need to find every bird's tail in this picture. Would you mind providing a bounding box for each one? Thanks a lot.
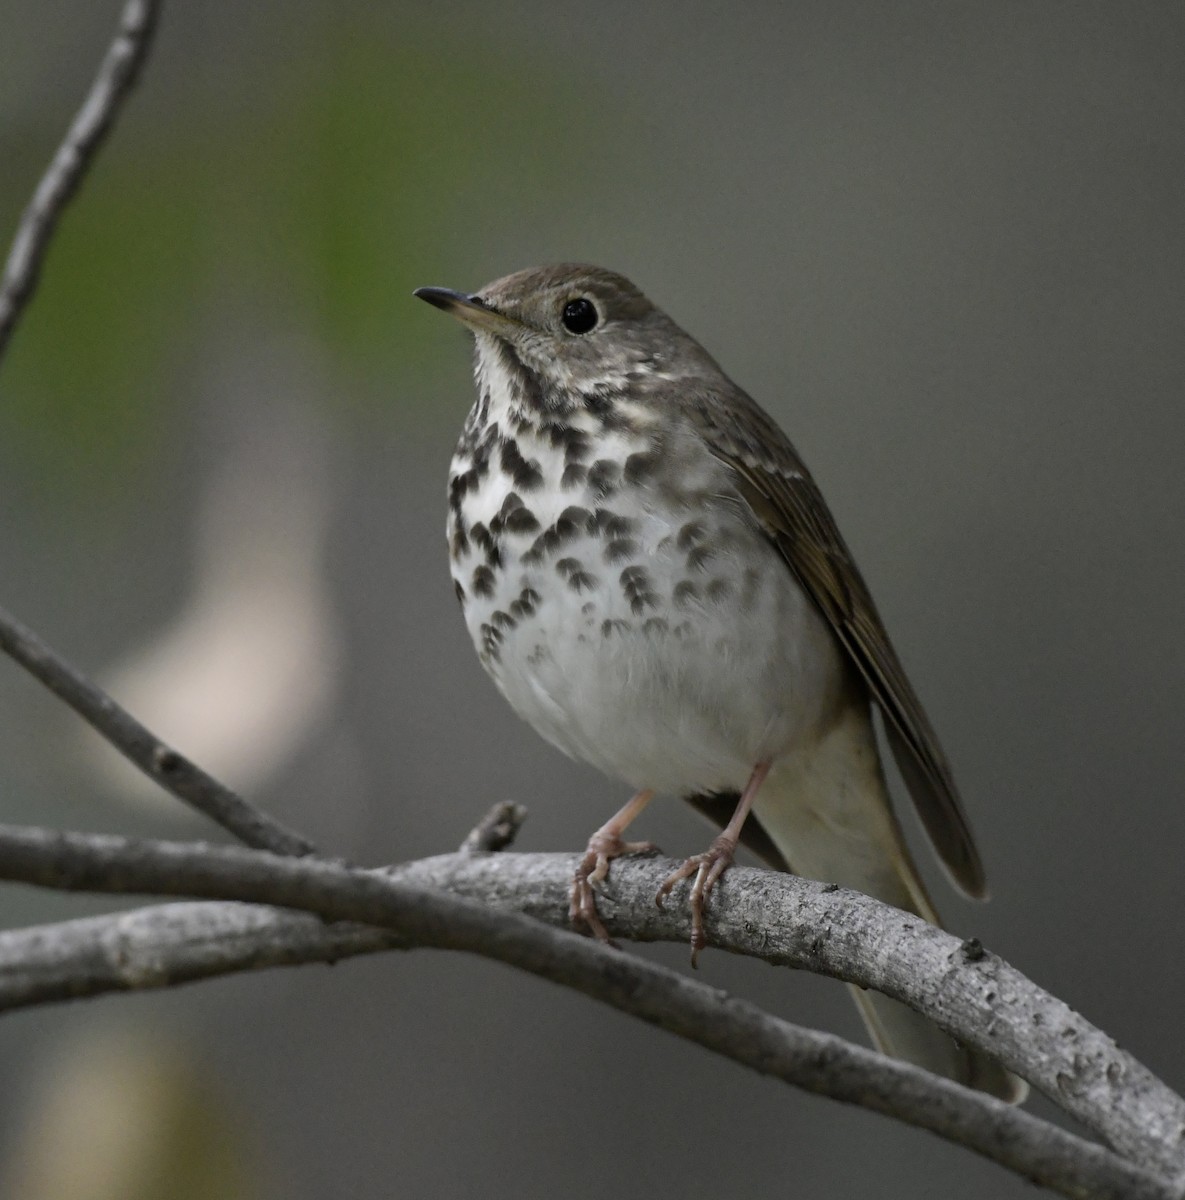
[751,703,1025,1103]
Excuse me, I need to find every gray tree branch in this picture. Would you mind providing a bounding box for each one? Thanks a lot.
[0,825,1179,1200]
[0,0,163,363]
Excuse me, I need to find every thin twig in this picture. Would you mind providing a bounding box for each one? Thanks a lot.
[0,0,163,363]
[0,605,315,855]
[0,827,1179,1199]
[0,4,308,853]
[459,801,528,853]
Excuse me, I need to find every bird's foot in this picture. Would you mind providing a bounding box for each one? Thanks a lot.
[655,834,737,967]
[569,830,659,944]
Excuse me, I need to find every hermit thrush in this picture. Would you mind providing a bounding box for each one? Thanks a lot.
[415,265,1022,1101]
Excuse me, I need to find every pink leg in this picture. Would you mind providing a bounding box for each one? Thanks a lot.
[570,789,658,943]
[656,761,772,966]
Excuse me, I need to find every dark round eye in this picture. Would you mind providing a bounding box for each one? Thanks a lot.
[561,297,598,334]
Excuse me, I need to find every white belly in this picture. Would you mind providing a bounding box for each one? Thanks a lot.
[450,414,847,796]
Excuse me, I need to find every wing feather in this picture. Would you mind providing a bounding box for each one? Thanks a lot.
[684,385,987,898]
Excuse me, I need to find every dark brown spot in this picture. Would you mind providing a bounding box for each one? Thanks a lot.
[480,623,504,662]
[499,439,544,491]
[539,422,570,447]
[642,616,669,634]
[541,421,591,463]
[521,535,552,565]
[587,459,621,496]
[561,463,587,489]
[587,509,636,539]
[469,521,503,568]
[623,451,657,484]
[471,522,493,554]
[450,523,469,558]
[706,578,733,602]
[676,521,707,551]
[509,586,541,619]
[503,505,541,534]
[564,433,592,464]
[556,557,597,593]
[602,618,631,637]
[472,565,496,598]
[454,580,466,604]
[580,601,596,615]
[448,468,479,515]
[524,508,586,562]
[673,580,700,608]
[491,609,517,630]
[686,543,716,572]
[555,505,591,541]
[471,446,492,479]
[495,491,528,525]
[584,391,611,415]
[507,406,533,435]
[620,565,659,614]
[595,404,635,433]
[603,537,638,564]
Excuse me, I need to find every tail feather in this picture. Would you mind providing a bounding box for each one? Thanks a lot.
[751,703,1026,1103]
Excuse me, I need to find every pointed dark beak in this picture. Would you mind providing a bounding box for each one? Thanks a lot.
[414,286,522,337]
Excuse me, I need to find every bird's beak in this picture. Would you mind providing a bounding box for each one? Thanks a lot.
[414,287,523,338]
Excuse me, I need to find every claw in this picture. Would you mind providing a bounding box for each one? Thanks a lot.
[569,860,613,943]
[569,790,657,942]
[656,835,736,966]
[654,761,771,966]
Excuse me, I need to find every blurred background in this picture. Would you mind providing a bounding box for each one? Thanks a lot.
[0,2,1183,1196]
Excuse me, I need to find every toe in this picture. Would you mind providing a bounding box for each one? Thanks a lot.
[587,854,612,888]
[580,890,612,943]
[655,855,701,906]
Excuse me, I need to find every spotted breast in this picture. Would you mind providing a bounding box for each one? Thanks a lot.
[448,337,845,799]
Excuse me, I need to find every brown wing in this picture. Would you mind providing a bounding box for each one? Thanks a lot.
[684,384,987,899]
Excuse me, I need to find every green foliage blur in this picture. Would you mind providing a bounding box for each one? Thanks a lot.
[0,13,599,495]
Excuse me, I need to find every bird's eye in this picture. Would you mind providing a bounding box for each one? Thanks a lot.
[561,298,598,334]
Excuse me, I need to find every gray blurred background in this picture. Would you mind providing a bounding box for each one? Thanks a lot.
[1,2,1183,1196]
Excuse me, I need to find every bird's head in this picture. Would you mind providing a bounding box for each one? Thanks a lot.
[415,263,717,409]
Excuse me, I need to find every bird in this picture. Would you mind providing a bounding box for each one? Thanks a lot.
[415,264,1022,1100]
